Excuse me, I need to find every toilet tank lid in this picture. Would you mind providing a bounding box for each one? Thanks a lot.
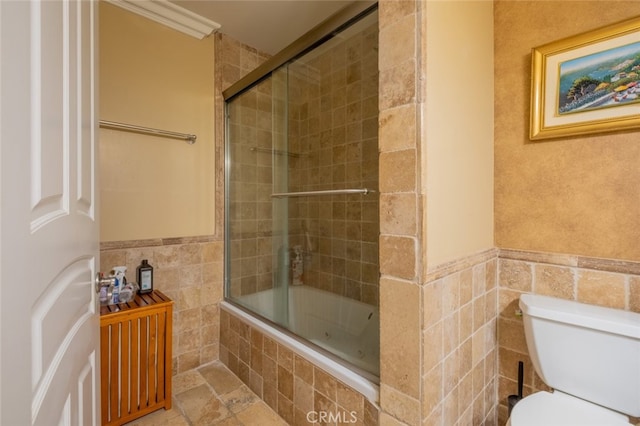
[520,294,640,339]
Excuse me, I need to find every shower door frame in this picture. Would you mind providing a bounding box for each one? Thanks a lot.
[223,1,380,380]
[223,0,377,301]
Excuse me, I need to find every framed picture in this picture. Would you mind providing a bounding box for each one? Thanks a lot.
[530,17,640,140]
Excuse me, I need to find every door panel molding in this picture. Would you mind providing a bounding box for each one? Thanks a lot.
[29,0,71,233]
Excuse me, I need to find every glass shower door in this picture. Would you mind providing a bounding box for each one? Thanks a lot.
[225,67,290,328]
[225,7,380,378]
[270,66,290,327]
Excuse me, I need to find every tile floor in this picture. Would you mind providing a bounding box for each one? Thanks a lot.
[127,361,287,426]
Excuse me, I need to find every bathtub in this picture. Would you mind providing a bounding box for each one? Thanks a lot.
[221,285,380,403]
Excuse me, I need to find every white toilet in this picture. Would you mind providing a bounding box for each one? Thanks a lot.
[507,294,640,426]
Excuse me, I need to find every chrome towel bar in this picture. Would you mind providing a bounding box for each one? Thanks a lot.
[271,188,374,198]
[99,120,197,144]
[250,147,300,158]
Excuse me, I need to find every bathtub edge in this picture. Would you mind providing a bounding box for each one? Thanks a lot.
[220,300,380,405]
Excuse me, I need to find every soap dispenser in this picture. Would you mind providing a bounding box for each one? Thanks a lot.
[136,259,154,294]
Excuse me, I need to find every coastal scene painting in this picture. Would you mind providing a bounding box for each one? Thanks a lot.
[558,41,640,115]
[530,17,640,140]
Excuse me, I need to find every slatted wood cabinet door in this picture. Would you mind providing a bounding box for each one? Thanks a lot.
[100,290,173,426]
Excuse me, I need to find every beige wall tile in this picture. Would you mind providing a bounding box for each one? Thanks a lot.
[534,264,574,299]
[379,60,417,111]
[576,270,625,309]
[379,105,417,153]
[459,302,473,343]
[473,263,487,298]
[486,259,497,290]
[497,317,527,354]
[442,312,459,356]
[380,235,416,280]
[380,278,421,397]
[379,149,416,193]
[379,0,415,30]
[423,280,443,329]
[442,386,459,426]
[459,268,473,306]
[378,412,406,426]
[337,381,365,419]
[294,355,314,385]
[314,368,338,401]
[498,288,522,319]
[442,273,461,317]
[422,404,443,426]
[423,322,443,374]
[380,193,417,236]
[486,289,498,322]
[420,253,498,425]
[443,350,459,397]
[278,365,293,400]
[379,13,416,72]
[499,259,532,292]
[631,276,640,313]
[380,384,420,426]
[498,347,533,388]
[458,380,473,423]
[473,295,486,332]
[471,327,486,367]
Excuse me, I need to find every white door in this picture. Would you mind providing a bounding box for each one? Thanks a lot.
[0,1,100,425]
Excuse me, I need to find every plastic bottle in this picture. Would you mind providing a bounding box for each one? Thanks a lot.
[137,259,154,294]
[112,277,120,304]
[292,245,304,286]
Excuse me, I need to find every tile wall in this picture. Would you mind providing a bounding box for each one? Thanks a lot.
[376,0,424,422]
[100,236,224,374]
[227,77,277,297]
[219,307,379,425]
[224,20,380,306]
[378,249,499,425]
[420,251,499,425]
[289,19,379,305]
[377,2,500,424]
[497,249,640,425]
[218,34,274,299]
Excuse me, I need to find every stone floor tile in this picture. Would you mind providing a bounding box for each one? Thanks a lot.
[176,383,232,425]
[125,407,188,426]
[220,385,260,414]
[124,362,285,425]
[173,368,207,394]
[235,401,289,426]
[199,361,245,395]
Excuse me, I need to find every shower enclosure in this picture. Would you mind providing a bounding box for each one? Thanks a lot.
[224,5,379,379]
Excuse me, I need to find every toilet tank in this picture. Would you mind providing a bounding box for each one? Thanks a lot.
[519,294,640,417]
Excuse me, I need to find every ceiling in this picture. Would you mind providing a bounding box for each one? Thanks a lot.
[171,0,354,55]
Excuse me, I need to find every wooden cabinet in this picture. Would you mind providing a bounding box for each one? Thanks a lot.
[100,291,173,426]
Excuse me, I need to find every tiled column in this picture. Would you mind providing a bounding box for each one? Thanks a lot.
[378,1,424,424]
[378,2,499,425]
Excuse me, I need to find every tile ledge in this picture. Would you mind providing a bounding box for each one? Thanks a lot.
[101,234,220,250]
[499,248,640,275]
[426,247,498,281]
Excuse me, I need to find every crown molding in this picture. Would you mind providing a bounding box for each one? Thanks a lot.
[106,0,221,40]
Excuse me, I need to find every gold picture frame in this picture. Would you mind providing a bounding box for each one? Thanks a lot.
[530,16,640,140]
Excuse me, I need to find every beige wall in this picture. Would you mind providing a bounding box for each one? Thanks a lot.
[425,0,495,267]
[495,0,640,262]
[99,2,216,242]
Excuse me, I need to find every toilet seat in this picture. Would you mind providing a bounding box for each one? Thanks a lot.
[508,391,631,426]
